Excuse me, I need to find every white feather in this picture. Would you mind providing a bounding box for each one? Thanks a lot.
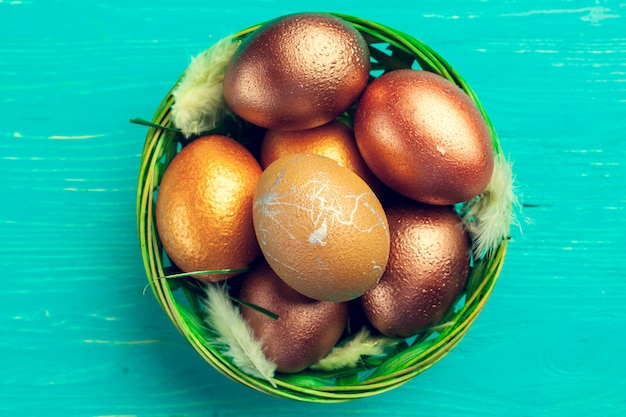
[171,36,241,138]
[310,328,399,371]
[202,284,277,386]
[461,153,521,258]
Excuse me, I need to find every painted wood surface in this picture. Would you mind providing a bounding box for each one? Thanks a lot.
[1,0,625,416]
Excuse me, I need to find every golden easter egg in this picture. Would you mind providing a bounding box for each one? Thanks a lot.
[259,120,380,191]
[155,135,262,281]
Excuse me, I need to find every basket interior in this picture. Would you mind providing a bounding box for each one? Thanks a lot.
[136,13,508,402]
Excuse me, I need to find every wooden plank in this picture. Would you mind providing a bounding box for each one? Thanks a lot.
[0,1,624,415]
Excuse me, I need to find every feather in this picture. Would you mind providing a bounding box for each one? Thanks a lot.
[202,283,277,386]
[460,153,521,259]
[171,36,241,138]
[310,328,399,371]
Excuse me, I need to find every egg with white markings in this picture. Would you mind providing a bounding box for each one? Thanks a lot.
[252,153,390,302]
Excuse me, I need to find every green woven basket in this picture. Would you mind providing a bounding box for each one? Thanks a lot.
[136,12,510,403]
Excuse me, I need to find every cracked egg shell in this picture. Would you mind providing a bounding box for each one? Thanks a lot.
[252,153,390,302]
[223,12,371,131]
[239,260,349,373]
[354,69,494,205]
[361,200,471,337]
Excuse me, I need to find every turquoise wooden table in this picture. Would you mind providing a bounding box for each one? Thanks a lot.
[2,0,625,415]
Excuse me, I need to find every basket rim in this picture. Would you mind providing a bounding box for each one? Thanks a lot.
[136,11,510,403]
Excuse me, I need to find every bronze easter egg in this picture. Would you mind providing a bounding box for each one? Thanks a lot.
[239,261,349,373]
[361,200,471,337]
[354,69,494,205]
[223,12,371,131]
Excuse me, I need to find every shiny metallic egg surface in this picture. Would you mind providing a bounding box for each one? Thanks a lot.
[239,261,349,373]
[155,135,262,281]
[223,13,370,131]
[354,69,494,205]
[361,201,471,337]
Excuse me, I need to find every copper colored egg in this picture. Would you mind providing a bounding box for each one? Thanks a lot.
[223,12,371,131]
[354,69,494,205]
[239,260,349,373]
[361,200,471,337]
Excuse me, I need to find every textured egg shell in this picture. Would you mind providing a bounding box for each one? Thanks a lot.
[155,135,262,281]
[354,69,494,205]
[239,261,349,373]
[361,200,471,337]
[253,153,390,302]
[260,120,380,192]
[223,12,371,131]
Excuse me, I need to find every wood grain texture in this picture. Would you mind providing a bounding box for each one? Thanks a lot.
[1,0,625,416]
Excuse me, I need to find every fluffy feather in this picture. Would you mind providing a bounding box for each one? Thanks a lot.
[202,283,277,386]
[171,36,241,138]
[460,153,520,259]
[310,328,399,371]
